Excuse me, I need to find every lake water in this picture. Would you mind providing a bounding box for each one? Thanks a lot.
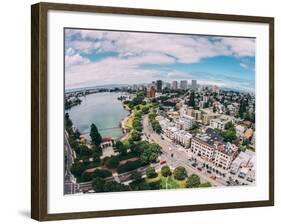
[66,92,129,139]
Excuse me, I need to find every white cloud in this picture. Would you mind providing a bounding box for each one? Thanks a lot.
[64,29,255,89]
[65,52,90,67]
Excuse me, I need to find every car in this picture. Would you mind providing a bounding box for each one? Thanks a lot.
[192,163,197,167]
[161,136,164,140]
[160,160,167,165]
[207,170,212,174]
[197,167,202,171]
[246,177,253,182]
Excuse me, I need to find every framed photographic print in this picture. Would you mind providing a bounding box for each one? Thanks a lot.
[31,2,274,221]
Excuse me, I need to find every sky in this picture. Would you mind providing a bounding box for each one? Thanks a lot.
[65,28,255,92]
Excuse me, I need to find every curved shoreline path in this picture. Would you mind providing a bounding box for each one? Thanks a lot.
[66,92,129,140]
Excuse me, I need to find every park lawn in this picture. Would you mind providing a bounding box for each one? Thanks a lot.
[160,175,181,189]
[145,173,186,190]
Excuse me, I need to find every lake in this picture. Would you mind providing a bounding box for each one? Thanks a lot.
[66,92,129,139]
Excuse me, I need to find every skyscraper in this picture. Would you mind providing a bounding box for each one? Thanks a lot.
[180,80,188,90]
[156,80,162,92]
[191,80,197,90]
[172,81,178,90]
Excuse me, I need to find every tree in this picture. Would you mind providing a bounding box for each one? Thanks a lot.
[239,98,247,119]
[151,120,162,134]
[140,143,161,164]
[141,106,150,114]
[105,156,119,169]
[188,91,195,107]
[90,123,102,146]
[203,101,209,108]
[115,141,127,155]
[131,130,141,141]
[161,165,172,177]
[130,170,142,182]
[225,121,234,130]
[132,118,142,132]
[242,138,250,146]
[92,177,106,192]
[222,129,237,142]
[146,166,157,178]
[103,180,128,192]
[73,129,81,140]
[173,166,187,180]
[186,174,201,188]
[148,112,157,121]
[70,162,87,177]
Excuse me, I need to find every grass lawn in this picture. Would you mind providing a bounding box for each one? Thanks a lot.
[145,173,186,190]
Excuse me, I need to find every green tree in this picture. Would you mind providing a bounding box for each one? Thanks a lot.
[188,91,195,107]
[141,106,150,114]
[173,166,187,180]
[186,174,201,188]
[131,130,141,141]
[146,166,157,178]
[103,180,128,192]
[115,141,127,156]
[92,177,106,192]
[222,129,237,142]
[105,156,119,169]
[70,163,87,177]
[140,143,161,164]
[161,165,172,177]
[225,121,234,130]
[130,170,143,182]
[90,123,102,146]
[239,98,247,119]
[151,120,162,134]
[242,138,250,146]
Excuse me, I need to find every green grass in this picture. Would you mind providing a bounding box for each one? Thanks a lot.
[145,173,186,190]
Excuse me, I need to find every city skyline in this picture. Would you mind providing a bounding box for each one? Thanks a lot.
[65,29,255,92]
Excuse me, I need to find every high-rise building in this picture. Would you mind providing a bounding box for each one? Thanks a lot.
[172,81,178,90]
[191,80,197,90]
[156,80,163,92]
[147,85,156,98]
[180,80,188,90]
[165,82,171,89]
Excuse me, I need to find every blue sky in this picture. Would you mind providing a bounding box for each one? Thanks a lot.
[65,29,255,92]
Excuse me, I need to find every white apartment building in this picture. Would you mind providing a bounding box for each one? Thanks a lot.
[174,130,192,148]
[165,126,178,140]
[181,114,196,130]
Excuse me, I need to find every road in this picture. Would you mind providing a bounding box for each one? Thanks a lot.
[142,115,222,186]
[64,131,75,177]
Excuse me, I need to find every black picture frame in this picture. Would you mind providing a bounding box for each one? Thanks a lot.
[31,2,274,221]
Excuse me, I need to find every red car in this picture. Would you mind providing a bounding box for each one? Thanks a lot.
[160,160,167,165]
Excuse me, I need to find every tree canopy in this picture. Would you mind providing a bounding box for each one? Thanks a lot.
[161,165,172,177]
[90,123,102,146]
[186,174,201,188]
[173,166,188,180]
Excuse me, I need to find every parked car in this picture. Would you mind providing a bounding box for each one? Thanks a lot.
[192,163,197,167]
[160,160,167,165]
